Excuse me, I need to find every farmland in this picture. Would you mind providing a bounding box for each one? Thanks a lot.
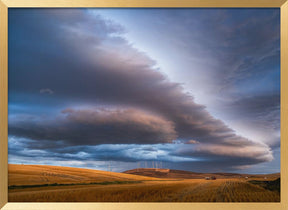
[8,164,280,202]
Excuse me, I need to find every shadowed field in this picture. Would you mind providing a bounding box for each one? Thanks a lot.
[8,164,280,202]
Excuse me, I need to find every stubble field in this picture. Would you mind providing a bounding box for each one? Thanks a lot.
[8,164,280,202]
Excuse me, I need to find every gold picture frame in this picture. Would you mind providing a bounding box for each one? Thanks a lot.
[0,0,287,209]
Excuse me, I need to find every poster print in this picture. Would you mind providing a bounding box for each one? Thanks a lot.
[8,8,280,202]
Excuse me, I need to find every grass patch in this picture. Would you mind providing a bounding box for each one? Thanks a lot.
[9,180,142,190]
[249,178,280,193]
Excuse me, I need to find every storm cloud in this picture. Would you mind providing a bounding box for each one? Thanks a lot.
[9,10,261,145]
[9,108,177,145]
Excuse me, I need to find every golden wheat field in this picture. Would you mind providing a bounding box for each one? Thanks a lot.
[8,164,280,202]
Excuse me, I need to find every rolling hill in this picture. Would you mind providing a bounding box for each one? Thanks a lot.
[123,168,280,180]
[8,164,160,187]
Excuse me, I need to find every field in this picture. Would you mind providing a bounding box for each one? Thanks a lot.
[8,164,280,202]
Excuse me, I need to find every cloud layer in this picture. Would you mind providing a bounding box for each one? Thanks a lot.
[10,108,177,145]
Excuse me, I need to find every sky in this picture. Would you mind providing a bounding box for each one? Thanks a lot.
[8,8,280,174]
